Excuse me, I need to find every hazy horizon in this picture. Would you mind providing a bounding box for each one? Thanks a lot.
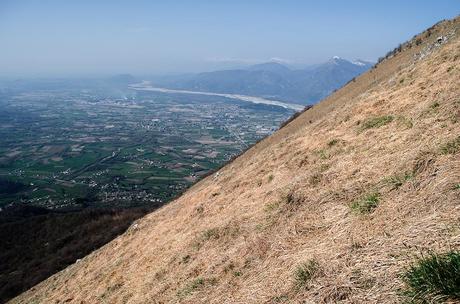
[1,0,459,77]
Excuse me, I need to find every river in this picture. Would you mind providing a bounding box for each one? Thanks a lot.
[129,82,305,111]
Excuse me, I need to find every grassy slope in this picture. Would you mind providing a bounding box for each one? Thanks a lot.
[11,18,460,304]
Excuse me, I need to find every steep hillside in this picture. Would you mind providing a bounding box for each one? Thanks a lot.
[11,18,460,303]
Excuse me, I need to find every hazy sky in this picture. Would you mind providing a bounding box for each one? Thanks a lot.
[1,1,459,77]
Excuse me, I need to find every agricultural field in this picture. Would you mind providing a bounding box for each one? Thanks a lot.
[0,80,293,210]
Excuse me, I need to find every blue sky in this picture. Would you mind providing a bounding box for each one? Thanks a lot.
[0,1,459,77]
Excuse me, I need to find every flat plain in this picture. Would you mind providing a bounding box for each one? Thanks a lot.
[0,81,293,210]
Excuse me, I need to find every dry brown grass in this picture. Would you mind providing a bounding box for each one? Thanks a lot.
[10,17,460,304]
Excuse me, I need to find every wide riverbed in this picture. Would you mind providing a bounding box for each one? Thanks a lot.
[129,82,305,111]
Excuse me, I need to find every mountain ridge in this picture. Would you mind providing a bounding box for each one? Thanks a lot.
[152,57,374,105]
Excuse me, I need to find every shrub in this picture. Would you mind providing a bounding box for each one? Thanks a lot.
[403,251,460,303]
[350,192,380,214]
[294,260,320,290]
[359,115,394,132]
[440,136,460,155]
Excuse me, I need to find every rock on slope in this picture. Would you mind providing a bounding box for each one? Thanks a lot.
[11,18,460,304]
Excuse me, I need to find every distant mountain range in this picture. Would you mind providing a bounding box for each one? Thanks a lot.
[150,57,374,105]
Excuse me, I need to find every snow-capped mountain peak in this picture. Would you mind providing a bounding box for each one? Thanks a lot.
[352,59,374,66]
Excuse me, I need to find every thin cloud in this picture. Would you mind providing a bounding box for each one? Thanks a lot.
[206,57,294,65]
[205,57,259,64]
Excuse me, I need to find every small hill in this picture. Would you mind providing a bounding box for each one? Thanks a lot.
[11,17,460,303]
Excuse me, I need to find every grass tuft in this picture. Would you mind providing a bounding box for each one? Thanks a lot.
[440,136,460,155]
[314,149,329,160]
[350,192,380,214]
[280,190,303,211]
[177,277,205,298]
[181,255,191,264]
[327,139,339,147]
[294,260,320,290]
[202,228,220,241]
[403,251,460,303]
[233,271,242,277]
[265,201,280,212]
[396,116,414,129]
[359,115,394,132]
[384,172,413,190]
[271,294,289,302]
[309,173,322,186]
[430,102,440,109]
